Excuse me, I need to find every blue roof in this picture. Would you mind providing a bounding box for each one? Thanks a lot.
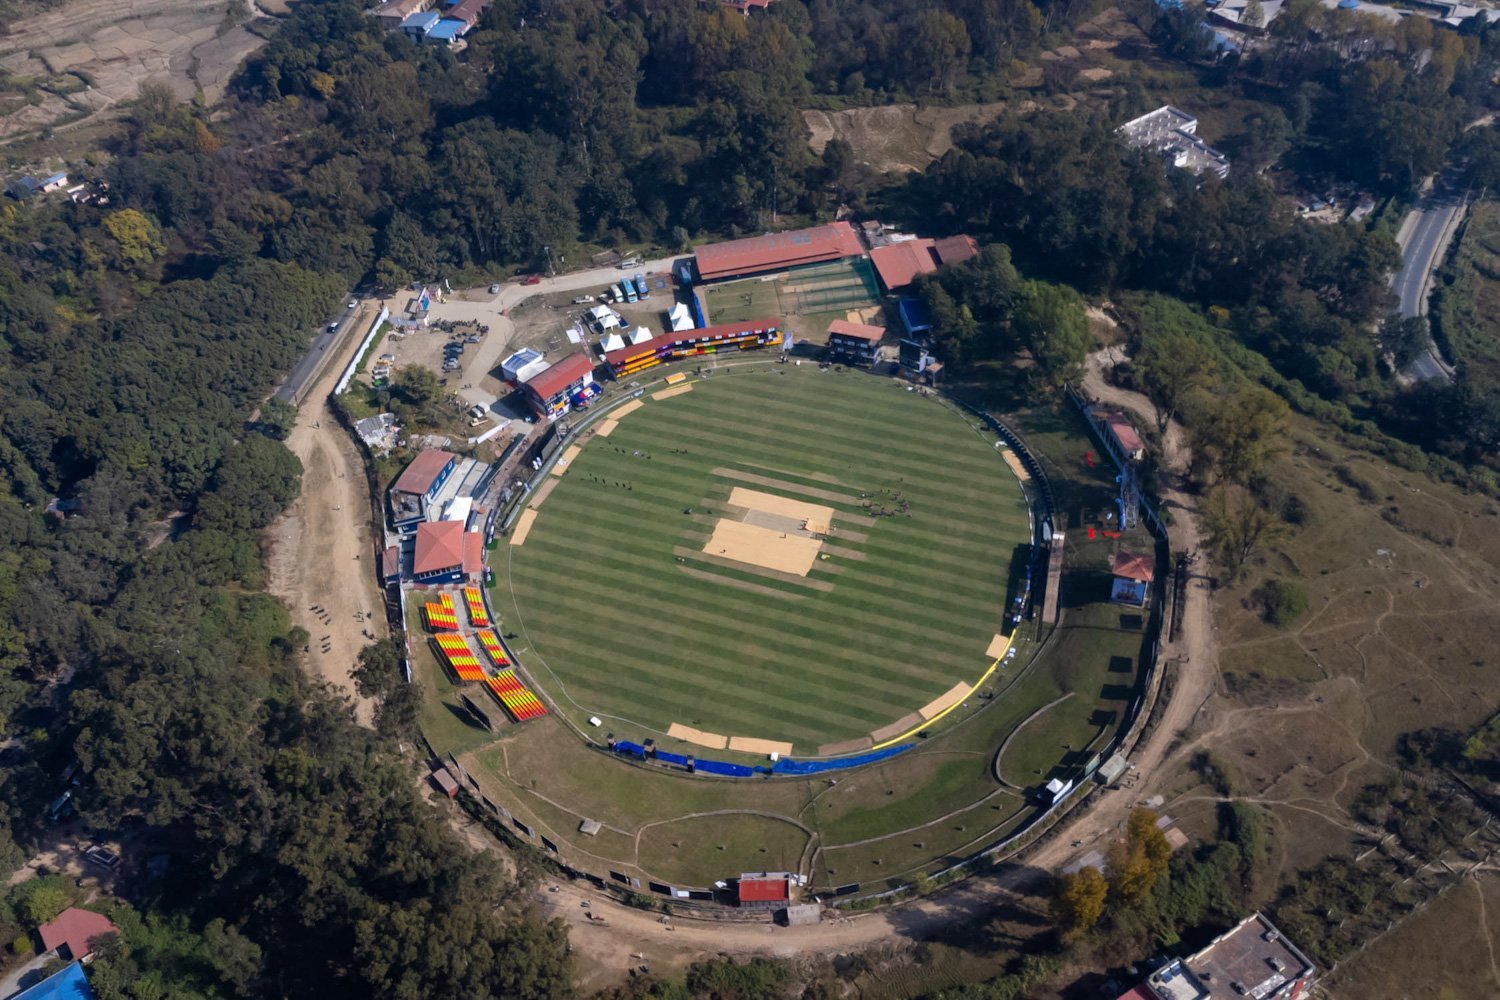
[897,297,933,334]
[14,963,96,1000]
[401,10,441,30]
[429,18,465,38]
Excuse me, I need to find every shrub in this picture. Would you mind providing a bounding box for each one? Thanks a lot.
[11,934,31,956]
[1256,580,1307,627]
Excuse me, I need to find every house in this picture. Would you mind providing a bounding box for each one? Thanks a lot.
[354,412,398,453]
[7,172,68,201]
[380,545,401,584]
[1100,410,1145,463]
[373,0,430,27]
[426,18,468,45]
[445,0,490,29]
[501,348,549,385]
[38,908,119,963]
[692,222,864,283]
[1137,912,1315,1000]
[1111,550,1156,606]
[388,449,458,530]
[411,520,484,583]
[518,352,599,421]
[1117,106,1229,179]
[13,962,98,1000]
[400,10,442,40]
[868,234,979,292]
[736,873,791,908]
[825,319,885,366]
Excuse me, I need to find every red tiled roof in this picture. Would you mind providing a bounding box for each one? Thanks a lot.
[737,878,789,903]
[870,235,979,291]
[380,545,400,579]
[39,908,118,960]
[1112,550,1156,583]
[414,521,464,576]
[523,353,595,402]
[603,319,781,367]
[1114,987,1157,1000]
[827,319,885,343]
[694,223,863,281]
[1104,412,1145,455]
[462,529,484,576]
[933,234,980,265]
[392,450,456,496]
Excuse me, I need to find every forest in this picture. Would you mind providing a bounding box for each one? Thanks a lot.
[2,0,1500,993]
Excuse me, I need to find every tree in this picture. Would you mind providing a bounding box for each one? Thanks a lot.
[1107,808,1173,906]
[1190,387,1288,484]
[12,878,69,925]
[102,209,166,267]
[1256,578,1307,626]
[1053,866,1108,934]
[1243,0,1266,28]
[1203,484,1287,581]
[904,10,971,95]
[1136,330,1219,433]
[1014,280,1090,388]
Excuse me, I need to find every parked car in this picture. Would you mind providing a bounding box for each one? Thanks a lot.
[347,301,357,309]
[572,294,595,305]
[489,284,501,294]
[327,322,339,333]
[465,335,480,343]
[618,257,640,269]
[521,275,542,286]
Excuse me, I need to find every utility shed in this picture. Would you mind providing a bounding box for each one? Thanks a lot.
[780,904,821,926]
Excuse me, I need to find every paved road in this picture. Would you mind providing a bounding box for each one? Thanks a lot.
[1391,191,1465,382]
[274,297,361,404]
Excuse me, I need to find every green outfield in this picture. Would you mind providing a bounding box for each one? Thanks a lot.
[498,366,1033,756]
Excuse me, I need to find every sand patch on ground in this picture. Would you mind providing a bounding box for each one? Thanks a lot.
[727,487,835,534]
[986,633,1012,660]
[870,711,924,743]
[612,399,645,418]
[702,519,822,576]
[667,723,728,750]
[1000,449,1031,482]
[729,736,794,757]
[818,735,874,756]
[527,477,561,510]
[653,384,694,401]
[551,444,582,476]
[594,419,618,438]
[919,682,971,721]
[510,508,538,546]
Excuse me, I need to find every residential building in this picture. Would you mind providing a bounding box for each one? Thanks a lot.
[400,10,442,40]
[825,319,885,366]
[519,352,599,421]
[13,963,98,1000]
[692,222,864,283]
[869,234,979,292]
[389,449,458,530]
[1117,106,1229,179]
[6,172,68,201]
[1110,550,1156,606]
[1137,912,1315,1000]
[38,908,119,963]
[373,0,430,27]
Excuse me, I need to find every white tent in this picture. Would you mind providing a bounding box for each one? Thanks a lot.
[668,302,694,332]
[630,326,654,345]
[600,332,626,354]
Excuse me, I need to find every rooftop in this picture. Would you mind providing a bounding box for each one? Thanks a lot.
[401,9,441,30]
[14,962,96,1000]
[694,222,864,281]
[1112,550,1156,583]
[602,319,781,366]
[412,520,480,576]
[827,319,885,343]
[522,352,595,401]
[391,449,456,497]
[1148,913,1315,1000]
[869,234,979,290]
[39,908,118,961]
[737,877,790,903]
[428,17,466,38]
[1104,411,1145,455]
[1118,106,1229,179]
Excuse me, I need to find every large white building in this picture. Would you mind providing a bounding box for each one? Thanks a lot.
[1117,106,1230,180]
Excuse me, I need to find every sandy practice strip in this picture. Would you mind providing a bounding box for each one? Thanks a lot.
[870,711,924,743]
[702,519,822,576]
[818,735,874,756]
[613,398,645,418]
[653,384,694,401]
[667,723,728,750]
[728,487,835,534]
[527,477,560,510]
[594,419,618,438]
[1001,449,1031,482]
[729,736,794,757]
[551,444,582,476]
[509,508,538,546]
[919,681,971,721]
[986,633,1012,660]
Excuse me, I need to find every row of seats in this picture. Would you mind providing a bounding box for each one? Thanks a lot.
[474,629,509,667]
[464,586,489,628]
[434,633,485,682]
[485,670,548,723]
[424,592,458,631]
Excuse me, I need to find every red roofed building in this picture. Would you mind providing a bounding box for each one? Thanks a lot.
[1103,411,1145,462]
[520,352,598,421]
[603,319,783,377]
[1111,550,1156,606]
[389,449,458,530]
[693,222,864,283]
[736,874,790,908]
[826,319,885,366]
[413,520,484,583]
[39,908,118,962]
[869,235,979,292]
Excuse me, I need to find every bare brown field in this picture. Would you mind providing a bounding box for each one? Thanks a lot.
[0,0,268,147]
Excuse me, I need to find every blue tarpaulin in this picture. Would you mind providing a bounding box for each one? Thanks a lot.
[611,741,648,758]
[769,744,915,775]
[656,751,692,767]
[693,759,755,777]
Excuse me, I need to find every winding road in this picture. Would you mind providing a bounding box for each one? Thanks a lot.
[1391,182,1465,382]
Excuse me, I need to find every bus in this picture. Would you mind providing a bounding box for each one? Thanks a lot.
[633,274,648,299]
[624,280,638,303]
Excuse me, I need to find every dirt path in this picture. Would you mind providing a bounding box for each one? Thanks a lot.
[264,318,384,725]
[544,352,1222,978]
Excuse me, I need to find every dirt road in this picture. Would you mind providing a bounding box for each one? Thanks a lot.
[265,310,384,725]
[542,354,1222,982]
